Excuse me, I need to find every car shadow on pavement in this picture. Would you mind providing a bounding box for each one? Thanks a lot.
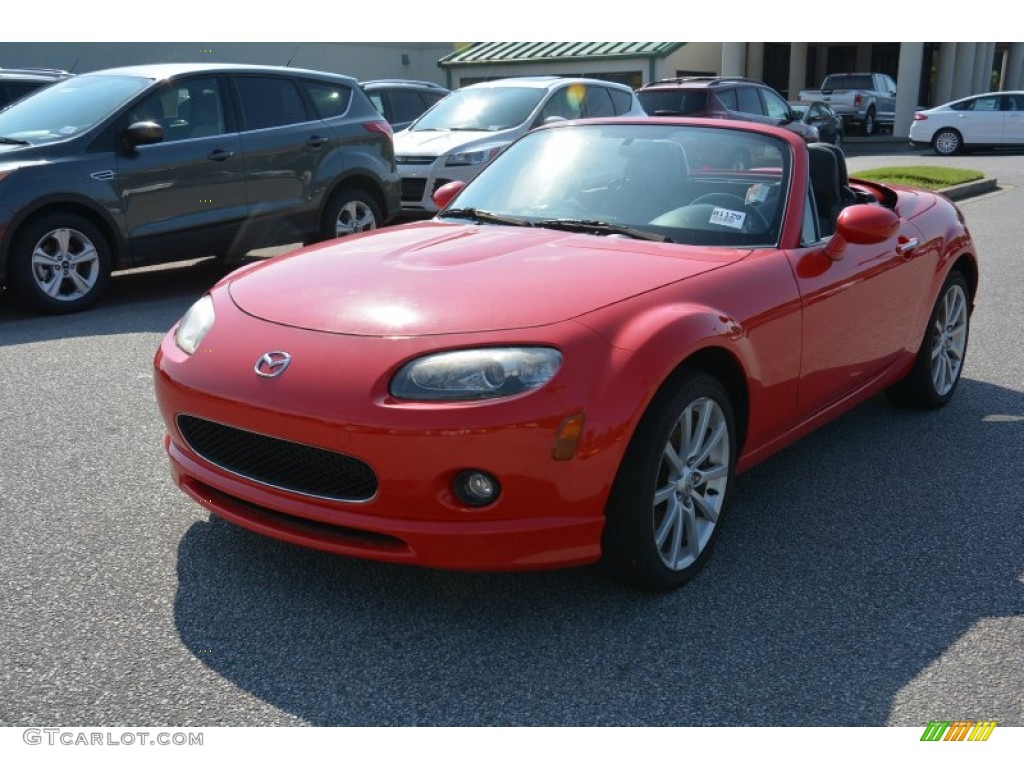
[0,256,264,347]
[172,377,1023,725]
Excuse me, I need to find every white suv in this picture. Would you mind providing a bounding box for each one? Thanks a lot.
[393,76,645,213]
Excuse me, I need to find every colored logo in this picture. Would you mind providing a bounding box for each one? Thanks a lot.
[920,720,997,741]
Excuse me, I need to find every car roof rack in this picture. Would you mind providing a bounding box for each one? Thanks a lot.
[0,67,72,76]
[360,79,448,89]
[642,75,764,88]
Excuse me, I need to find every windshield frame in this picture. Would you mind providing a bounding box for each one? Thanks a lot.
[436,121,794,250]
[0,73,154,146]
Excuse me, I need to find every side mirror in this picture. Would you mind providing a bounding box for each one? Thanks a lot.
[122,121,164,150]
[824,204,900,261]
[432,180,466,211]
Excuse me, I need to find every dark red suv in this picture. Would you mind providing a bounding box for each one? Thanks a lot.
[637,76,819,144]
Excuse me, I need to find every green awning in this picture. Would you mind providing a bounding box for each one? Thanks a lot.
[439,42,683,68]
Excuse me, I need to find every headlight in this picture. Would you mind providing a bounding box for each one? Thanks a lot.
[444,144,506,167]
[391,347,562,401]
[174,295,215,355]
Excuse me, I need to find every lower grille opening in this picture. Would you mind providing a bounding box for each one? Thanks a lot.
[177,415,378,502]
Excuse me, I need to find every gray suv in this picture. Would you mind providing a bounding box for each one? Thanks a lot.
[0,63,400,313]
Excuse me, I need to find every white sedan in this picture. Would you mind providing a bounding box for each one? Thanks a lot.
[909,90,1024,155]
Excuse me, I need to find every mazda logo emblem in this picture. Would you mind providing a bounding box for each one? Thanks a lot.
[254,351,292,378]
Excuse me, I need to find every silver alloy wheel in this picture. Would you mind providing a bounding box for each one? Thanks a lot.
[935,130,960,155]
[652,396,730,571]
[864,110,876,135]
[931,282,968,396]
[30,227,100,302]
[334,199,377,237]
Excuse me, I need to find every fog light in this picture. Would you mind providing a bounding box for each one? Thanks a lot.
[453,470,501,507]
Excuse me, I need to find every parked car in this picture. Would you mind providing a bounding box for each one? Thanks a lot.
[637,76,819,146]
[154,118,977,591]
[392,76,645,213]
[0,67,71,109]
[0,63,400,314]
[909,91,1024,155]
[799,72,897,135]
[789,100,844,146]
[360,79,450,132]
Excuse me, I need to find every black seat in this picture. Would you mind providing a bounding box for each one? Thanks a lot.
[807,143,842,236]
[620,140,689,221]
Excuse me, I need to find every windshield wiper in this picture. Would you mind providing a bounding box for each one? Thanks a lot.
[439,208,535,227]
[534,218,671,243]
[0,136,31,146]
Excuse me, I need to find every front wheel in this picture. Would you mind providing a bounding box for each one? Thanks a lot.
[863,108,877,136]
[319,189,381,241]
[9,212,112,314]
[933,128,962,156]
[886,271,970,408]
[602,370,736,591]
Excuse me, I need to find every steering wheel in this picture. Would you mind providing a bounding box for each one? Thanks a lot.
[688,193,770,233]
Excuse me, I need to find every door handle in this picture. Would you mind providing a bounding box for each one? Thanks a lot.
[207,149,235,161]
[306,136,328,149]
[897,237,919,255]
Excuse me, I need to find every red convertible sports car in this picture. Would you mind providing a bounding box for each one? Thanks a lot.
[154,118,977,590]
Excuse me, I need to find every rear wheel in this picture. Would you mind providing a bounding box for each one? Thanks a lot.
[886,271,970,408]
[602,370,736,591]
[319,189,381,241]
[863,107,877,136]
[9,212,111,314]
[933,128,962,156]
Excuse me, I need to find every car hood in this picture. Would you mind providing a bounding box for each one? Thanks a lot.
[228,222,745,336]
[393,128,517,157]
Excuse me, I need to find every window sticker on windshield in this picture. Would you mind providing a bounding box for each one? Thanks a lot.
[709,207,746,229]
[59,126,77,135]
[746,184,770,204]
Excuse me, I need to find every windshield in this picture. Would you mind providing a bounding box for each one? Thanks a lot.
[0,74,152,145]
[411,87,544,132]
[438,123,792,248]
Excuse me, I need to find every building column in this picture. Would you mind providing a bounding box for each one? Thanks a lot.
[788,42,808,101]
[971,42,992,94]
[1008,43,1024,90]
[747,42,764,82]
[952,43,976,99]
[721,42,746,77]
[935,42,956,105]
[894,42,925,138]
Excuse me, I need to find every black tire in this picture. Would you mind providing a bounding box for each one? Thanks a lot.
[8,212,112,314]
[318,189,381,242]
[933,128,963,156]
[863,107,877,136]
[886,271,970,408]
[602,369,736,591]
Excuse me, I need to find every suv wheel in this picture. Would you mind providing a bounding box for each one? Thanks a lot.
[321,189,381,241]
[9,213,112,314]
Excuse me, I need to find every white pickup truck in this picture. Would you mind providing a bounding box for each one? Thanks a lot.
[799,72,897,135]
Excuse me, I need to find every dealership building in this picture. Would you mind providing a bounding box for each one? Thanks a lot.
[3,41,1021,138]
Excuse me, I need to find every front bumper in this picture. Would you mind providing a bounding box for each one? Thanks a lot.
[396,160,482,214]
[153,297,634,571]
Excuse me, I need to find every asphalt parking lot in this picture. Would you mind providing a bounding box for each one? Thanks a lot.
[0,145,1021,727]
